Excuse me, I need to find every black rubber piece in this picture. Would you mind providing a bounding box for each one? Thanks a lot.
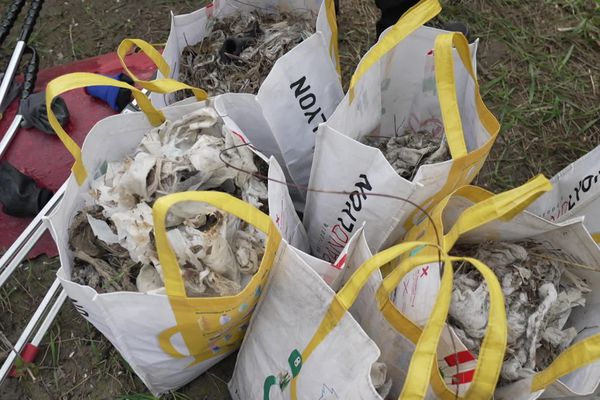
[20,45,39,101]
[219,37,255,63]
[18,0,44,42]
[0,161,53,218]
[374,0,419,37]
[441,21,472,42]
[19,91,70,134]
[115,73,134,112]
[0,0,26,47]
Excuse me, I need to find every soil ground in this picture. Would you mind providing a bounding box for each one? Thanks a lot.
[0,0,598,399]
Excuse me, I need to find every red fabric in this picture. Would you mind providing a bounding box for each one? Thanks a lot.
[0,52,157,258]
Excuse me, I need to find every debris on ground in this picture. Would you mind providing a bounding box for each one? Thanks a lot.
[176,10,315,99]
[449,241,590,384]
[363,131,450,180]
[69,107,268,296]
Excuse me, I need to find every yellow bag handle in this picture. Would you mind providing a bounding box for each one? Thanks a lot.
[117,38,208,100]
[406,175,552,250]
[152,191,279,299]
[443,175,552,248]
[433,32,473,158]
[381,254,506,400]
[531,332,600,391]
[153,191,281,362]
[324,0,341,77]
[289,241,447,399]
[348,0,441,102]
[46,72,166,185]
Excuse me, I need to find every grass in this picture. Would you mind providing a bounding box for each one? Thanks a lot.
[438,0,600,191]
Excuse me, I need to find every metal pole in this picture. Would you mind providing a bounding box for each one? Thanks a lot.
[0,114,22,158]
[30,290,67,347]
[0,41,25,110]
[0,0,44,109]
[0,45,39,157]
[0,279,62,382]
[0,77,148,384]
[0,183,65,287]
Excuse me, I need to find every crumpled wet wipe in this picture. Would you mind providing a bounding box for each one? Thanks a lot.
[176,10,315,100]
[363,130,449,181]
[449,241,590,384]
[370,361,393,398]
[69,107,268,297]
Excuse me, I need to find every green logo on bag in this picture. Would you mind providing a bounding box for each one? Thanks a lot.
[288,349,302,377]
[263,349,302,400]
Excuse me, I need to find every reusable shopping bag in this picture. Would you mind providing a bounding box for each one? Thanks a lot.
[149,0,344,206]
[404,175,600,399]
[304,5,500,258]
[44,73,303,394]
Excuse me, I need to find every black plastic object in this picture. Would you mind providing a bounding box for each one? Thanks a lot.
[441,21,471,42]
[16,46,68,134]
[219,37,255,63]
[20,45,39,101]
[0,72,22,114]
[0,161,53,218]
[19,91,70,134]
[374,0,419,37]
[18,0,44,43]
[0,0,26,46]
[84,72,134,112]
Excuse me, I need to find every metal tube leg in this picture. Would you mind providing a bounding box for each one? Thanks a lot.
[0,279,62,383]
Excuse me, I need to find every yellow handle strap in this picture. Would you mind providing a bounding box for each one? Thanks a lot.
[117,38,208,100]
[324,0,341,77]
[434,32,500,158]
[434,32,470,158]
[444,175,552,248]
[592,233,600,244]
[348,0,441,102]
[152,191,276,298]
[45,72,166,185]
[290,242,445,399]
[531,333,600,391]
[381,255,506,400]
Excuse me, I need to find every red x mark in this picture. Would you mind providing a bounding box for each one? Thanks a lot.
[275,214,280,224]
[420,266,429,277]
[232,130,248,144]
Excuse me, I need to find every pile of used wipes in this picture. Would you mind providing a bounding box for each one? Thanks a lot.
[449,241,590,384]
[176,10,315,99]
[69,107,268,297]
[363,130,450,180]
